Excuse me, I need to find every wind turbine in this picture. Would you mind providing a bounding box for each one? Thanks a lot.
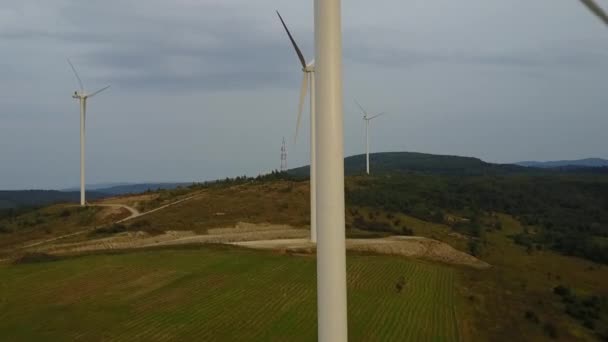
[276,10,317,243]
[309,1,606,341]
[355,100,385,175]
[579,0,608,25]
[67,59,110,207]
[314,0,348,341]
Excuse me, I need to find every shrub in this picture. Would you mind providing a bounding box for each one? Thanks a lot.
[583,318,595,330]
[59,209,71,218]
[0,225,10,234]
[395,276,406,293]
[524,310,539,324]
[553,285,571,297]
[91,224,127,236]
[14,253,59,264]
[400,226,414,236]
[468,240,482,256]
[543,322,558,339]
[129,220,150,229]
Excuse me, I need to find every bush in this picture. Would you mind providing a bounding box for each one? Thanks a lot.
[0,225,10,234]
[583,318,595,330]
[395,276,406,293]
[468,239,483,256]
[400,226,414,236]
[353,217,393,234]
[553,285,571,297]
[129,220,150,229]
[91,223,127,236]
[59,209,71,218]
[543,322,558,339]
[524,310,539,324]
[14,253,59,264]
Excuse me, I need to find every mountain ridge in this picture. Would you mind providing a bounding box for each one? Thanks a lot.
[516,158,608,168]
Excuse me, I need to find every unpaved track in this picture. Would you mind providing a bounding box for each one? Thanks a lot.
[20,193,202,250]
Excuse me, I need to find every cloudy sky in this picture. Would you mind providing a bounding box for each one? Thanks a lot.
[1,0,607,189]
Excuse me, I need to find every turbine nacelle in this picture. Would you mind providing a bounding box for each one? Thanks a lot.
[303,61,315,73]
[73,91,86,100]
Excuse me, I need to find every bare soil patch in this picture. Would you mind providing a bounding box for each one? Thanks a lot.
[33,221,488,269]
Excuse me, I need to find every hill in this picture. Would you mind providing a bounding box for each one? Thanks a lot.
[289,152,529,176]
[517,158,608,169]
[2,172,608,340]
[0,190,107,209]
[2,176,607,340]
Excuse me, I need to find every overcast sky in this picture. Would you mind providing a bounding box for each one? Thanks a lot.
[1,0,607,189]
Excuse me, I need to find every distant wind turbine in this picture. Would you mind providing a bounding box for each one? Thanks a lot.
[68,59,110,206]
[579,0,608,25]
[355,100,386,175]
[276,10,317,243]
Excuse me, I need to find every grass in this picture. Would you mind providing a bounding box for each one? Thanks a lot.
[0,246,465,341]
[125,181,311,233]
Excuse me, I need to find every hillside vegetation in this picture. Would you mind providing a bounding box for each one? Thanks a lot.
[1,152,608,340]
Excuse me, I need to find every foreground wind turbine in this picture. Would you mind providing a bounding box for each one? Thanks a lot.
[68,59,110,206]
[310,1,603,341]
[276,10,317,243]
[314,0,348,340]
[355,100,385,175]
[579,0,608,25]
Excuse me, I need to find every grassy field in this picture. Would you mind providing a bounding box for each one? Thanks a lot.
[0,246,466,342]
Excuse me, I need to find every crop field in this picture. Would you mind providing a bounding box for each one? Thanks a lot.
[0,246,466,341]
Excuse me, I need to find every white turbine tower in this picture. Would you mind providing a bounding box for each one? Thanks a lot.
[277,11,317,243]
[314,0,348,341]
[67,59,110,207]
[355,100,385,175]
[579,0,608,25]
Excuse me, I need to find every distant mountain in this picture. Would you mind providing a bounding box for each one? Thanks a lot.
[0,183,194,209]
[61,182,193,196]
[61,182,133,191]
[95,183,193,195]
[289,152,529,177]
[0,190,108,209]
[516,158,608,169]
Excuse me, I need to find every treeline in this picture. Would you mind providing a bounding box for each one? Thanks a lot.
[188,170,305,190]
[346,173,608,264]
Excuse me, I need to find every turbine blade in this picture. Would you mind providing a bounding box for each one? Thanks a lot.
[67,58,85,91]
[354,99,368,116]
[88,85,110,98]
[579,0,608,25]
[369,112,386,120]
[295,72,308,143]
[276,10,307,69]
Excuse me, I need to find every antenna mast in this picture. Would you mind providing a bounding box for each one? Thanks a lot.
[280,137,288,172]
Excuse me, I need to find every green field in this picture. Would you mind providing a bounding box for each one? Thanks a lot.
[0,246,465,341]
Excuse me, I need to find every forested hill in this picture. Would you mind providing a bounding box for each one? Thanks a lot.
[0,190,107,209]
[289,152,528,176]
